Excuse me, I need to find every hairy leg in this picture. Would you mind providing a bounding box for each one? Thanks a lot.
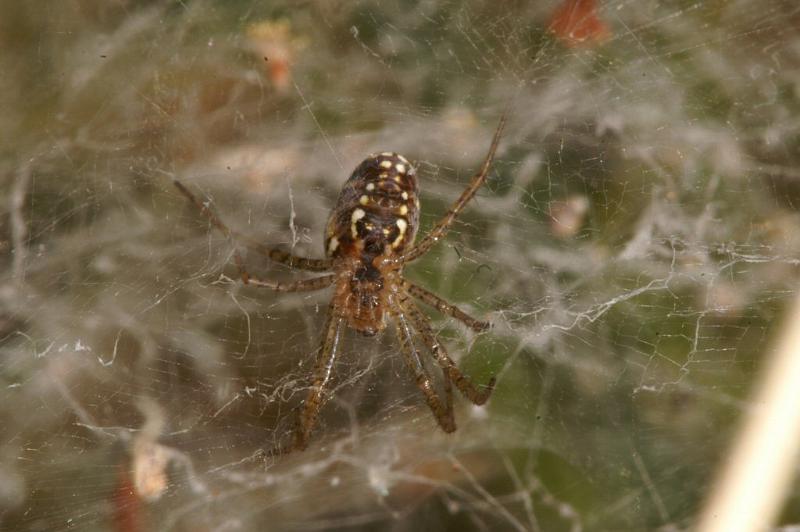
[291,303,346,451]
[400,114,506,263]
[173,180,332,272]
[404,280,490,333]
[402,297,495,405]
[392,303,455,432]
[237,265,336,293]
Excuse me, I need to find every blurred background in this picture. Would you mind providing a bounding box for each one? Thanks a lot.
[1,1,800,530]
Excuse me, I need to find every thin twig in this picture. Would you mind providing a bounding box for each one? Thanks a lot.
[696,295,800,531]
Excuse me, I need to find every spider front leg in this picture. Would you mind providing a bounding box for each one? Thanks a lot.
[404,281,490,333]
[402,298,495,406]
[392,304,456,433]
[173,180,333,272]
[291,302,346,451]
[401,113,506,263]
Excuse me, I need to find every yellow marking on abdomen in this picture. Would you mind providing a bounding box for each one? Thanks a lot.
[392,218,408,248]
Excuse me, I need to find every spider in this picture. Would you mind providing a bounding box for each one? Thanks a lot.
[173,113,506,452]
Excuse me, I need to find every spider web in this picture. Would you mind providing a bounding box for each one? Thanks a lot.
[2,1,800,530]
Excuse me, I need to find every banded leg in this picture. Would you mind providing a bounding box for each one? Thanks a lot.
[391,304,455,433]
[238,267,336,293]
[216,242,335,292]
[403,299,495,405]
[292,303,346,451]
[173,180,333,272]
[401,113,507,263]
[404,280,490,333]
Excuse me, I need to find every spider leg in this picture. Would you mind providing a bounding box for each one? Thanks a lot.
[401,113,507,263]
[440,360,455,430]
[401,297,496,406]
[291,302,346,451]
[403,280,490,333]
[173,180,333,272]
[238,268,336,293]
[391,303,456,433]
[208,239,333,292]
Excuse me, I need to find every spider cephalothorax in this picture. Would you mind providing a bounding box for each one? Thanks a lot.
[174,113,505,452]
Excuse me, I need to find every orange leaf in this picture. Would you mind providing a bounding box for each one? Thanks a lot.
[549,0,611,47]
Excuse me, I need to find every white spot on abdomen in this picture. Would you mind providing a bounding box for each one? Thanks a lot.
[392,218,408,248]
[328,236,339,254]
[351,208,366,238]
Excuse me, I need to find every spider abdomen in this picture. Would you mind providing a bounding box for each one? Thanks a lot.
[325,152,420,334]
[324,152,420,260]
